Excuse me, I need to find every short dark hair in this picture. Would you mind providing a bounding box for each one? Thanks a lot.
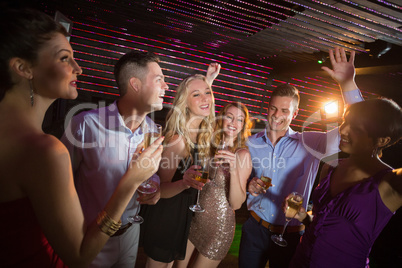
[0,8,68,100]
[113,51,160,96]
[346,98,402,150]
[270,84,300,111]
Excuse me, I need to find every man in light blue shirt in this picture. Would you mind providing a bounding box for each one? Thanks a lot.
[239,48,364,268]
[62,51,168,268]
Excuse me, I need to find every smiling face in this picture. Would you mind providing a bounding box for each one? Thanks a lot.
[32,33,82,100]
[339,112,375,156]
[223,106,245,139]
[267,95,298,135]
[186,78,213,118]
[138,61,167,112]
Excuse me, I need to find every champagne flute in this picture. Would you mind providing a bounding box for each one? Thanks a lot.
[138,123,162,194]
[189,158,208,213]
[127,123,162,224]
[216,140,230,168]
[257,172,272,212]
[271,192,303,247]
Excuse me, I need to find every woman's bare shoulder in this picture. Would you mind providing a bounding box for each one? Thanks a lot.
[25,133,69,159]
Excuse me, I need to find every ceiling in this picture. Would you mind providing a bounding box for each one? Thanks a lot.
[5,0,402,100]
[9,0,402,63]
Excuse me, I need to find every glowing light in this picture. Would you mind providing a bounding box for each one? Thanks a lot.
[324,101,339,118]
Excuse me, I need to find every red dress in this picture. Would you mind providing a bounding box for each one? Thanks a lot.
[0,197,66,267]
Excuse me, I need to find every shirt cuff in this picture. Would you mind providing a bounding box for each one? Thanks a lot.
[343,88,364,104]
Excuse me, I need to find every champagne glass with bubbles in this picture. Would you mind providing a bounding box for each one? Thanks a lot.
[189,157,208,212]
[271,192,303,247]
[127,123,162,224]
[138,123,162,193]
[257,169,272,212]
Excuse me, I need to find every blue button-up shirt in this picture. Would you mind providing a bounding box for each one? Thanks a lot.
[61,101,159,225]
[247,89,363,225]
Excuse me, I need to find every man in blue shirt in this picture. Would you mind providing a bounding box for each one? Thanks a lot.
[238,47,364,268]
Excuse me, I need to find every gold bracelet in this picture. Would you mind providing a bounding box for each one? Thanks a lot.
[96,210,122,236]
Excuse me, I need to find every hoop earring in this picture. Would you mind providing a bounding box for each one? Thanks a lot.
[371,147,378,158]
[29,79,34,107]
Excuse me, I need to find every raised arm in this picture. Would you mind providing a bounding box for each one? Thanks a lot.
[205,62,221,86]
[322,47,363,105]
[322,47,357,93]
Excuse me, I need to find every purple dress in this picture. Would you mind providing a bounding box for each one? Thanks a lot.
[290,167,394,268]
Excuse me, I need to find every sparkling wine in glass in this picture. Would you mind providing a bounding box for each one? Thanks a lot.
[139,123,162,194]
[257,175,272,212]
[189,158,208,213]
[127,123,162,224]
[215,140,230,168]
[127,181,160,225]
[271,192,303,247]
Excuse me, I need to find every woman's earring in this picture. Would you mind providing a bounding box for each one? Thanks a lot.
[371,147,378,158]
[29,79,34,106]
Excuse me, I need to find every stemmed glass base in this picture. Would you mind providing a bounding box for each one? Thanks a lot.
[189,189,205,212]
[271,218,290,247]
[271,233,288,247]
[271,191,303,247]
[189,203,205,212]
[127,215,144,224]
[127,180,158,225]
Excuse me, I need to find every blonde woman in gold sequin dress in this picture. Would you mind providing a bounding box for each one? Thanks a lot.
[179,102,253,268]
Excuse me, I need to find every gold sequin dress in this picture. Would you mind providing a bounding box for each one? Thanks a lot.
[188,164,236,261]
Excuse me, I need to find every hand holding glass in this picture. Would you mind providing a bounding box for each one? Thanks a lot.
[271,192,303,247]
[127,124,162,224]
[257,174,272,212]
[138,124,162,194]
[189,158,208,212]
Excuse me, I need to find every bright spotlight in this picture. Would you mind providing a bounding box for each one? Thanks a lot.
[324,101,339,118]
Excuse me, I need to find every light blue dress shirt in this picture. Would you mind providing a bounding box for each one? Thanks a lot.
[246,89,363,226]
[62,101,159,225]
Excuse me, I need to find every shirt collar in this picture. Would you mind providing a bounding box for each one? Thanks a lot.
[262,127,300,143]
[106,101,127,130]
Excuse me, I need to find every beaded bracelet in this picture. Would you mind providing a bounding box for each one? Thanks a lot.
[96,210,122,236]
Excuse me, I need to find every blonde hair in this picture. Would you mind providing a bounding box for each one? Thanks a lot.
[164,74,215,162]
[211,102,253,155]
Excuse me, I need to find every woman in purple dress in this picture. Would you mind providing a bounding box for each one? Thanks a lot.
[289,49,402,268]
